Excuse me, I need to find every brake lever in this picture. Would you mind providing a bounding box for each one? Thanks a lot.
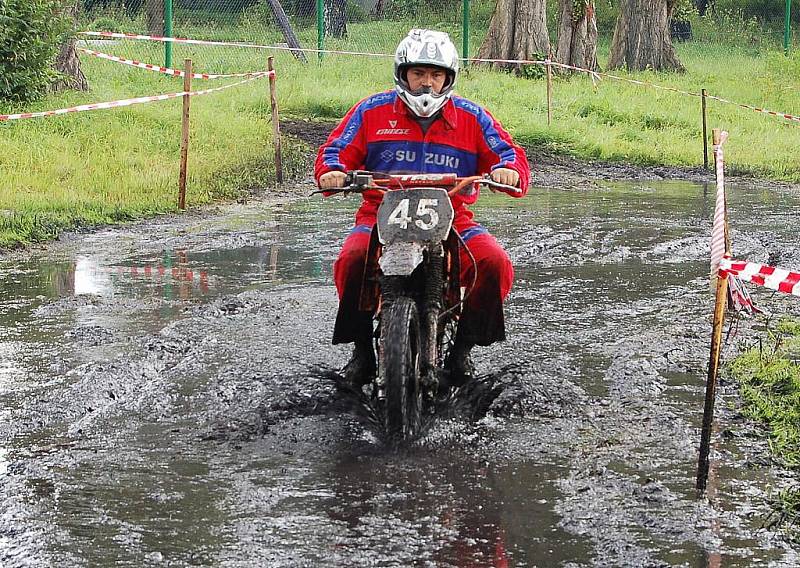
[481,177,523,196]
[310,171,377,196]
[309,186,359,196]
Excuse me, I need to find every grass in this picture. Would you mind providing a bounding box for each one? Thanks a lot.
[729,319,800,542]
[0,54,308,248]
[2,13,800,248]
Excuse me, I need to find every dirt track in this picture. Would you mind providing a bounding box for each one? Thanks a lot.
[1,125,799,566]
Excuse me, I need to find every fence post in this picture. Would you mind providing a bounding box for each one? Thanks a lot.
[786,0,793,55]
[317,0,324,62]
[178,59,192,210]
[696,128,729,494]
[164,0,173,68]
[462,0,470,66]
[268,57,284,184]
[701,89,708,169]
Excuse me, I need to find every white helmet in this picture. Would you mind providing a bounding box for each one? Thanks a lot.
[394,29,460,118]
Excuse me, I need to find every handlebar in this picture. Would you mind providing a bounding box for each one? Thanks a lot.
[311,170,523,197]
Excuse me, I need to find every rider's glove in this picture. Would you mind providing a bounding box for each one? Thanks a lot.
[490,167,520,189]
[318,170,348,190]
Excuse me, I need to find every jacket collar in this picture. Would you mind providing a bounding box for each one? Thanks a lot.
[392,92,458,130]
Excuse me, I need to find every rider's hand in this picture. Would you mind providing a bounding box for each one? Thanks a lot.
[490,167,520,188]
[319,171,348,190]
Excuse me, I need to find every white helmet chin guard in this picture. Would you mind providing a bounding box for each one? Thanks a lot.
[394,29,460,118]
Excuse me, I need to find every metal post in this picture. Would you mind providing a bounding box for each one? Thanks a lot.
[701,89,709,169]
[785,0,793,55]
[317,0,324,62]
[164,0,173,68]
[462,0,470,66]
[178,59,192,210]
[546,59,553,126]
[268,57,284,184]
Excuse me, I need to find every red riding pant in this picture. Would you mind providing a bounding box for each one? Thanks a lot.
[332,224,513,346]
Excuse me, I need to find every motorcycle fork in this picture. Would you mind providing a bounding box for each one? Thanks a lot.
[420,244,445,382]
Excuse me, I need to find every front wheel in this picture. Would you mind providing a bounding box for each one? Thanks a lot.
[379,296,422,441]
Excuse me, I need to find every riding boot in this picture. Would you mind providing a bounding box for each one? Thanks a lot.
[341,338,376,390]
[444,339,476,388]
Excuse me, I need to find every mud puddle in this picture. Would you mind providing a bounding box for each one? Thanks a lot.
[1,179,800,566]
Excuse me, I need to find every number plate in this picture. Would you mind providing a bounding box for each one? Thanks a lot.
[376,188,454,245]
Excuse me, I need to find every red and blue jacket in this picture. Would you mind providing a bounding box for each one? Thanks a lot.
[314,90,531,231]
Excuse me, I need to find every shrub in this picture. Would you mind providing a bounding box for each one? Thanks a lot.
[0,0,69,103]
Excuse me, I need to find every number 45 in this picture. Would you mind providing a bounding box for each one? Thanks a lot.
[387,198,439,230]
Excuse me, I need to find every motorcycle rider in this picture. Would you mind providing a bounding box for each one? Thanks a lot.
[315,29,530,389]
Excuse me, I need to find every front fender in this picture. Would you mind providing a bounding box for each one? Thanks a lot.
[378,242,425,276]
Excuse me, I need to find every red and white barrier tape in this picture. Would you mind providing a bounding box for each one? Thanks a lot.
[706,94,800,124]
[77,47,268,79]
[115,264,211,289]
[74,30,800,126]
[78,32,700,97]
[721,258,800,298]
[79,31,393,59]
[0,73,269,122]
[710,131,729,276]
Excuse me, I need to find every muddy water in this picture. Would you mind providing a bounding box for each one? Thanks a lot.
[1,181,799,567]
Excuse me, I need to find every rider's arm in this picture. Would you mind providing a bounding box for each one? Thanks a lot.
[314,99,370,192]
[473,106,531,196]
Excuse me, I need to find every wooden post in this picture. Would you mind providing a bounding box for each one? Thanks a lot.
[701,89,709,170]
[546,59,553,126]
[697,129,729,494]
[178,59,192,211]
[268,56,284,185]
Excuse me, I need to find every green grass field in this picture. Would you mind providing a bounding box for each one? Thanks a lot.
[1,13,799,248]
[730,319,800,542]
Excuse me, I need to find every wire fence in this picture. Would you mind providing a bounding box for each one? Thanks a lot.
[78,0,476,74]
[78,1,798,71]
[72,1,800,140]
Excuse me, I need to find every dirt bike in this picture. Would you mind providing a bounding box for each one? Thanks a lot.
[315,171,521,442]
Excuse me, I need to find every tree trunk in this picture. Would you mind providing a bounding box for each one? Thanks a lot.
[555,0,598,72]
[324,0,347,38]
[265,0,309,62]
[608,0,684,71]
[477,0,549,72]
[371,0,387,17]
[51,2,88,93]
[145,0,164,36]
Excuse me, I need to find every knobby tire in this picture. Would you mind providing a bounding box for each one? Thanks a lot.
[380,296,422,442]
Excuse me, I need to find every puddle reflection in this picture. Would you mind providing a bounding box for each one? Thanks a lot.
[317,449,587,566]
[66,251,211,300]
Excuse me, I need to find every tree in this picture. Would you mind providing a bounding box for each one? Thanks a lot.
[477,0,549,72]
[324,0,347,38]
[0,0,68,102]
[52,1,88,93]
[554,0,598,72]
[371,0,387,17]
[608,0,684,71]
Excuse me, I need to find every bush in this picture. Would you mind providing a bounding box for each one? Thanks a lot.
[0,0,69,103]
